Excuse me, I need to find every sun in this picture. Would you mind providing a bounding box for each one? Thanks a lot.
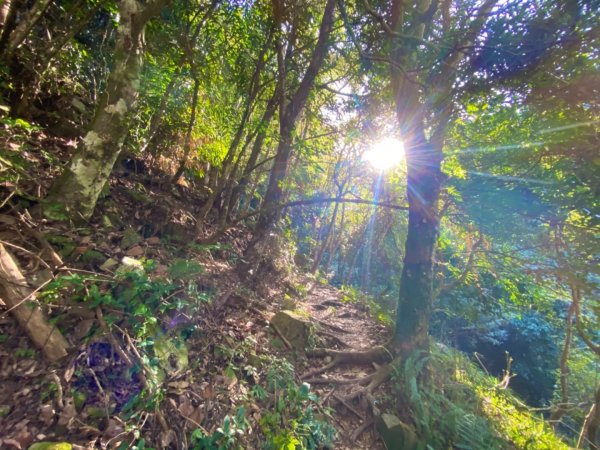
[363,137,405,171]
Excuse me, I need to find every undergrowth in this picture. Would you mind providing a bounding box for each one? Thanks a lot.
[393,345,570,449]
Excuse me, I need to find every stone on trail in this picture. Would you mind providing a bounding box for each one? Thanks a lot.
[270,310,312,351]
[376,413,421,450]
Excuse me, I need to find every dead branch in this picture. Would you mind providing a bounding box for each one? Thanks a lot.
[0,243,69,361]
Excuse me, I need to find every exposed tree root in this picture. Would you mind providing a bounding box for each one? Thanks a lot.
[303,345,399,444]
[303,346,392,379]
[308,345,393,364]
[304,370,378,385]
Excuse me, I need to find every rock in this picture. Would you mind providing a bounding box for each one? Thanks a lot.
[121,228,141,249]
[375,413,420,450]
[281,295,296,310]
[99,258,119,272]
[39,404,55,425]
[146,236,160,245]
[121,256,144,271]
[154,331,188,374]
[270,311,313,351]
[125,245,144,257]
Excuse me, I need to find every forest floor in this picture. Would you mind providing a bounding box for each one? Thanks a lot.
[0,126,393,449]
[0,122,574,450]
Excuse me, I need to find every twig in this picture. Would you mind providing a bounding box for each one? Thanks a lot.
[0,277,52,317]
[319,388,336,406]
[49,371,64,409]
[352,419,374,440]
[0,239,51,269]
[305,371,377,386]
[270,323,293,350]
[95,307,133,367]
[122,330,170,434]
[87,367,111,420]
[332,393,365,420]
[301,360,338,380]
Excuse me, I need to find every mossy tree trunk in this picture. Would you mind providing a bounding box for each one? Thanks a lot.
[44,0,169,221]
[387,0,497,354]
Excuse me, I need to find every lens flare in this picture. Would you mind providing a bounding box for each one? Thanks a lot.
[363,137,405,171]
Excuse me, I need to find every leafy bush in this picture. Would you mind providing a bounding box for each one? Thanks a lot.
[259,359,336,450]
[392,346,570,449]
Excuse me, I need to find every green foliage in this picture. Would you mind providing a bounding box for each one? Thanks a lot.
[259,359,335,450]
[392,346,570,449]
[340,285,393,326]
[190,407,250,450]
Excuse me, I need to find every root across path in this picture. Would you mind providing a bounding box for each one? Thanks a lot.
[292,282,397,449]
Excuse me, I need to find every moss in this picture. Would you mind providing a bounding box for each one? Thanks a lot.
[80,249,107,266]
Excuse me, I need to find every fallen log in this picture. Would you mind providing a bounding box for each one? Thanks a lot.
[0,243,69,361]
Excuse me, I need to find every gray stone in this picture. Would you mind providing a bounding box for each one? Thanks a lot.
[270,310,312,351]
[376,413,421,450]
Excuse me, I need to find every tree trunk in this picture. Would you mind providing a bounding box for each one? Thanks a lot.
[172,76,200,184]
[0,244,69,361]
[44,0,168,221]
[551,300,575,426]
[393,135,442,353]
[578,385,600,449]
[0,0,50,59]
[226,88,279,218]
[255,0,335,236]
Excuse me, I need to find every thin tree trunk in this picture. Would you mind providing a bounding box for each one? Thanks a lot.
[0,0,50,59]
[550,300,575,426]
[197,30,274,223]
[172,76,200,184]
[578,385,600,449]
[228,89,280,218]
[44,0,169,221]
[255,0,335,236]
[311,199,340,273]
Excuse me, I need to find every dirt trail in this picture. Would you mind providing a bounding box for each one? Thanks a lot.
[295,282,391,449]
[302,283,388,350]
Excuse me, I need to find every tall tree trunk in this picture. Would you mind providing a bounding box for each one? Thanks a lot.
[172,76,200,184]
[226,88,279,218]
[389,0,497,354]
[44,0,169,221]
[551,301,575,426]
[255,0,335,236]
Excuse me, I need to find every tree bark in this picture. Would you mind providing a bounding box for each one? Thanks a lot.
[255,0,335,236]
[44,0,169,221]
[550,300,575,426]
[172,76,200,184]
[0,244,69,361]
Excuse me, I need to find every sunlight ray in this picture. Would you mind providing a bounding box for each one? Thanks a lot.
[466,171,556,185]
[536,119,600,135]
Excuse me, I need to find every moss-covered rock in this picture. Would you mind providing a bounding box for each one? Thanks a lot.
[80,249,107,267]
[270,310,313,351]
[376,413,421,450]
[121,227,141,249]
